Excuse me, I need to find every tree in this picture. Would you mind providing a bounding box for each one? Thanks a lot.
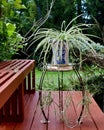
[34,0,77,29]
[0,0,27,60]
[84,0,104,44]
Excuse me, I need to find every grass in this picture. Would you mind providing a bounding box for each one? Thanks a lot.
[35,67,80,90]
[35,66,104,91]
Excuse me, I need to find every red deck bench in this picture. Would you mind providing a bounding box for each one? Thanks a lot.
[0,60,35,122]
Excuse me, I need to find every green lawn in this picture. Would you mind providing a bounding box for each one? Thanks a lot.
[35,66,104,91]
[35,68,79,90]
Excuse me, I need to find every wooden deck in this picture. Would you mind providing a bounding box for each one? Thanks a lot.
[0,60,35,122]
[0,91,104,130]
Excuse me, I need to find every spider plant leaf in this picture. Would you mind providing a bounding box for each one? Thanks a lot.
[65,14,84,31]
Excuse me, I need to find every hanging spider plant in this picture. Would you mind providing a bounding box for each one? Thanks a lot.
[31,15,98,66]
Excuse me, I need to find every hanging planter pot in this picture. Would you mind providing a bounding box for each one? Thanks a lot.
[51,40,69,66]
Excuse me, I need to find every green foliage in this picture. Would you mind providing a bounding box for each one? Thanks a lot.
[74,41,104,54]
[91,42,104,53]
[34,0,76,29]
[20,0,37,35]
[84,0,104,44]
[1,0,26,18]
[0,21,23,60]
[85,0,104,25]
[14,0,26,9]
[1,0,37,34]
[0,0,38,60]
[87,72,104,95]
[6,23,16,37]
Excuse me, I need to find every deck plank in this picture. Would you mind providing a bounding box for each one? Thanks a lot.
[0,91,104,130]
[63,91,81,130]
[71,91,97,130]
[89,95,104,130]
[0,122,16,130]
[14,92,39,130]
[30,98,48,130]
[48,92,64,130]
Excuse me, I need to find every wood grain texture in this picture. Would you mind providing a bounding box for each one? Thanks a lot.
[0,91,103,130]
[0,60,35,123]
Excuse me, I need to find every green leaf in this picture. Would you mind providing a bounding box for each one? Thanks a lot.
[6,23,16,37]
[2,0,8,6]
[15,0,22,3]
[14,0,26,9]
[15,4,26,9]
